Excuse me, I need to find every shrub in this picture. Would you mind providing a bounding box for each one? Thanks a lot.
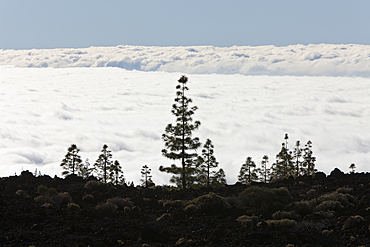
[67,203,81,211]
[314,210,335,219]
[264,219,297,229]
[35,195,51,204]
[285,200,314,216]
[272,210,300,220]
[52,192,73,208]
[238,186,292,214]
[95,202,117,214]
[163,200,184,208]
[237,215,259,228]
[82,194,94,202]
[37,184,48,195]
[107,197,133,209]
[16,190,28,198]
[156,213,171,222]
[41,203,54,209]
[189,192,230,214]
[336,187,353,194]
[84,180,108,191]
[184,204,198,215]
[342,215,364,229]
[317,192,354,207]
[315,200,343,212]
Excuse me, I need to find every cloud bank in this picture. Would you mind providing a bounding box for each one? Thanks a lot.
[1,44,370,76]
[1,67,369,185]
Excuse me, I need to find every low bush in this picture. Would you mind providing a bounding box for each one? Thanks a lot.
[82,194,94,202]
[67,203,80,211]
[336,187,353,194]
[272,210,300,220]
[52,192,73,208]
[342,215,364,229]
[315,200,343,212]
[95,202,117,214]
[317,192,354,207]
[162,200,184,208]
[285,200,314,217]
[16,190,28,198]
[184,204,198,215]
[263,219,297,229]
[314,210,335,219]
[237,215,259,228]
[84,180,108,191]
[238,186,292,214]
[188,192,230,214]
[41,203,54,209]
[156,213,171,222]
[107,197,133,209]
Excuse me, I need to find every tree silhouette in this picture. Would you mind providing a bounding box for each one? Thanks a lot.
[60,144,82,177]
[238,157,258,184]
[197,139,219,186]
[109,160,125,185]
[160,75,201,189]
[259,155,270,183]
[293,140,303,177]
[79,158,93,179]
[302,140,316,175]
[349,163,356,174]
[94,144,113,183]
[140,165,153,187]
[211,168,227,186]
[271,134,294,179]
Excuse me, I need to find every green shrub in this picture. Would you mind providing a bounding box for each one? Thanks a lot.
[314,210,335,219]
[272,210,300,220]
[317,192,354,207]
[107,197,133,209]
[67,203,80,211]
[263,219,297,229]
[184,204,198,215]
[52,192,73,208]
[37,184,48,194]
[237,215,259,228]
[189,192,230,214]
[238,186,292,214]
[336,187,352,194]
[163,200,184,208]
[41,203,54,209]
[315,200,343,212]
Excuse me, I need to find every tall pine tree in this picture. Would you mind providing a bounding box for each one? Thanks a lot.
[238,157,258,184]
[60,144,82,177]
[109,160,125,185]
[259,155,270,183]
[302,140,316,175]
[160,76,201,189]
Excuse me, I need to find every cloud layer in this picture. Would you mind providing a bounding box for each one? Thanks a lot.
[1,67,369,185]
[1,44,370,76]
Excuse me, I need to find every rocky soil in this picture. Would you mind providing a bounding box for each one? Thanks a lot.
[1,168,370,247]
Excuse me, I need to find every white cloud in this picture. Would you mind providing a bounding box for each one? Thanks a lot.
[1,44,370,76]
[0,67,369,185]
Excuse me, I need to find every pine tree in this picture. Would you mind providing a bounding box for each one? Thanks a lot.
[238,157,258,184]
[109,160,125,185]
[271,134,294,180]
[160,75,201,189]
[94,144,113,183]
[259,155,270,183]
[293,140,303,178]
[302,140,316,175]
[60,144,82,177]
[141,165,153,187]
[197,139,219,186]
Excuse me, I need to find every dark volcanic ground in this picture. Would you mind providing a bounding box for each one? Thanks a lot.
[1,169,370,247]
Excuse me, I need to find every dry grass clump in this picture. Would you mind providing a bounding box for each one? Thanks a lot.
[156,213,171,222]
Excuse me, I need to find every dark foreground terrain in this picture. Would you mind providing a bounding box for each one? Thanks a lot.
[1,168,370,247]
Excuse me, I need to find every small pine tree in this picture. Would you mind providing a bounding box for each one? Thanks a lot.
[271,134,294,180]
[349,163,356,174]
[109,160,125,185]
[140,165,153,187]
[160,75,201,189]
[94,144,113,183]
[259,155,270,183]
[60,144,82,177]
[79,158,93,179]
[197,139,219,186]
[238,157,258,184]
[210,168,227,186]
[293,140,303,178]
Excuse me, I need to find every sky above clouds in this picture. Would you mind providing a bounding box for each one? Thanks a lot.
[1,0,370,49]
